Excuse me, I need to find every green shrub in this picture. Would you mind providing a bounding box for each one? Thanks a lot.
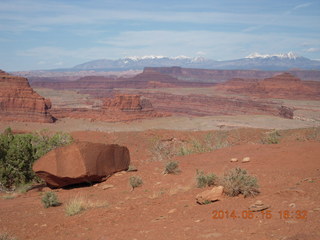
[65,196,86,216]
[196,170,217,188]
[0,128,73,190]
[262,131,281,144]
[129,176,143,190]
[42,191,60,208]
[222,167,259,197]
[163,161,180,174]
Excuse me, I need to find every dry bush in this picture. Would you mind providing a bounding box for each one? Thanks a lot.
[41,191,60,208]
[0,233,17,240]
[196,170,217,188]
[222,167,259,197]
[129,176,143,190]
[163,161,180,174]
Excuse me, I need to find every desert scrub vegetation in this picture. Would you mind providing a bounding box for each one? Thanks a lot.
[64,196,108,216]
[261,130,281,144]
[41,191,60,208]
[221,167,259,197]
[0,128,73,190]
[150,132,230,160]
[306,127,320,141]
[163,161,180,174]
[178,132,229,156]
[0,233,18,240]
[129,175,143,190]
[65,196,86,216]
[149,136,175,161]
[196,170,217,188]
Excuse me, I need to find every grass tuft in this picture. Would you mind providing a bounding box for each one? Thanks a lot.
[65,196,86,216]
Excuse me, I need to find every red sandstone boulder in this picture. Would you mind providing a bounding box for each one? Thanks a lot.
[32,142,130,188]
[0,70,54,122]
[196,186,224,204]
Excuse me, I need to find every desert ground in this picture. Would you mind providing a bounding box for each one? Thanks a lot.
[1,70,320,240]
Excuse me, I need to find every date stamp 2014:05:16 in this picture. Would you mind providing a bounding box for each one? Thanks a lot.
[212,210,308,220]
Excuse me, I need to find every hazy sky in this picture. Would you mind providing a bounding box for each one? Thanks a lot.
[1,0,320,71]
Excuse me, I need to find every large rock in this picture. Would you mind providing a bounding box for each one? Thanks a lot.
[32,142,130,188]
[0,70,54,123]
[196,186,224,204]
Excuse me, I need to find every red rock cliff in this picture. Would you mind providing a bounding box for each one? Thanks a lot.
[0,70,54,122]
[103,94,154,112]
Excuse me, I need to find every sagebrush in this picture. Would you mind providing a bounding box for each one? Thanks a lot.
[196,170,217,188]
[164,161,180,174]
[222,167,259,197]
[129,176,143,190]
[0,233,17,240]
[42,191,60,208]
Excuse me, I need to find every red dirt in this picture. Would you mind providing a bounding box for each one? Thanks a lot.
[1,129,319,240]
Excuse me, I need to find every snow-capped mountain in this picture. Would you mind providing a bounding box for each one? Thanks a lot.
[72,53,320,71]
[245,52,298,60]
[73,56,216,70]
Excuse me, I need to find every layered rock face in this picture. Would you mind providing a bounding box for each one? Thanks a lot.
[0,70,54,122]
[33,142,130,188]
[50,94,167,122]
[103,94,154,112]
[215,73,319,100]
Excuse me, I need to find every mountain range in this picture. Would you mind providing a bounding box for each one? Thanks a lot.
[72,52,320,71]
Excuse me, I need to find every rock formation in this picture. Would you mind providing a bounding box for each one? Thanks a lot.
[0,70,54,122]
[278,106,294,119]
[103,94,154,112]
[33,142,130,188]
[215,73,320,100]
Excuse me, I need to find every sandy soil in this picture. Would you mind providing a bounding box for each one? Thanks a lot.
[0,114,320,134]
[0,128,319,240]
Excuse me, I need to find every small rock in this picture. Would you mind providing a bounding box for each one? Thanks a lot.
[168,208,177,214]
[242,157,250,163]
[285,220,298,224]
[313,207,320,211]
[194,219,201,223]
[230,158,238,162]
[289,203,296,208]
[200,232,223,238]
[249,200,270,212]
[101,184,114,190]
[196,186,224,205]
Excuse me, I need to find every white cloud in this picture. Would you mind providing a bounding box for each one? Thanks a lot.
[293,2,312,10]
[306,48,320,53]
